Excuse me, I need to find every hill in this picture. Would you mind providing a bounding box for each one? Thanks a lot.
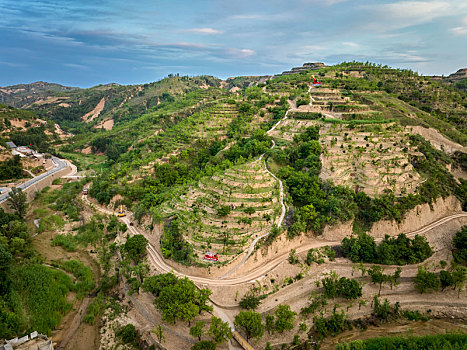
[1,61,467,350]
[1,76,221,134]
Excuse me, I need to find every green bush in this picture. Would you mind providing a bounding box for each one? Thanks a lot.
[83,294,106,325]
[117,323,139,344]
[453,226,467,264]
[414,267,440,293]
[336,333,467,350]
[57,260,95,298]
[403,310,428,322]
[52,234,77,252]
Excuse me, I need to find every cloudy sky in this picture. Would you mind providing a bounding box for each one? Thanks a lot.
[1,0,466,87]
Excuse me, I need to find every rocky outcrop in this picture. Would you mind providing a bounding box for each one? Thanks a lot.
[280,62,327,76]
[447,68,467,81]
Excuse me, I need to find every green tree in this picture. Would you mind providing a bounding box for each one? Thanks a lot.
[118,324,138,344]
[7,187,28,219]
[146,274,210,325]
[341,232,376,263]
[217,205,231,217]
[153,324,164,344]
[452,266,467,296]
[414,267,440,293]
[124,234,148,263]
[190,321,205,341]
[440,270,454,290]
[368,265,387,296]
[388,267,402,290]
[239,294,261,310]
[0,242,12,289]
[453,226,467,264]
[191,340,216,350]
[234,311,264,341]
[265,314,275,335]
[208,316,232,344]
[274,304,297,333]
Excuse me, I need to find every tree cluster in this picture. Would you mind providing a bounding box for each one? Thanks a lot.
[142,273,212,325]
[341,232,433,265]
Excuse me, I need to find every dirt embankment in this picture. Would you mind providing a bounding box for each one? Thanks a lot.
[408,126,467,154]
[221,195,462,279]
[94,118,114,130]
[369,195,462,238]
[82,98,106,122]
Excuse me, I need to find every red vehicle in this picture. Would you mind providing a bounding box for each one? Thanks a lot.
[204,252,218,261]
[82,189,88,195]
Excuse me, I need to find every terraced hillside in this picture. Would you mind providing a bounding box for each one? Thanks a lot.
[159,159,281,263]
[320,122,423,196]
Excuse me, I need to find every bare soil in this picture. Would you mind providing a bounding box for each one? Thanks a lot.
[83,98,106,122]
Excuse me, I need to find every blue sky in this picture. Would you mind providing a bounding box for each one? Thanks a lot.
[1,0,466,87]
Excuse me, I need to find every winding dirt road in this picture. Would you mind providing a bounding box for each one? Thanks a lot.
[83,188,467,287]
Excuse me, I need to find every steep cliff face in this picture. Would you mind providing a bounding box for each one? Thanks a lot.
[369,195,462,238]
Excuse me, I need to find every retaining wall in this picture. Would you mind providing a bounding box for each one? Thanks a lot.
[0,164,72,211]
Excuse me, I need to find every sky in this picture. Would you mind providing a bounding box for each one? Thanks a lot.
[0,0,466,87]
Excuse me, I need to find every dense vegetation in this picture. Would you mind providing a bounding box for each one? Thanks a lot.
[341,232,433,265]
[272,121,463,238]
[336,333,467,350]
[453,226,467,265]
[142,273,212,325]
[0,155,23,180]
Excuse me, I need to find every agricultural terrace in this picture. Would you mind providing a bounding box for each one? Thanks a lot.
[272,117,423,196]
[320,122,423,196]
[160,159,281,263]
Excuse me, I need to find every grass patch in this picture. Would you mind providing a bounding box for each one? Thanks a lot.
[12,264,74,335]
[38,215,65,233]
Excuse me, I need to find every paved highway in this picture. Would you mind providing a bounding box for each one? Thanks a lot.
[0,156,68,204]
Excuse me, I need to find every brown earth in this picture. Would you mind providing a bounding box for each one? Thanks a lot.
[83,98,106,122]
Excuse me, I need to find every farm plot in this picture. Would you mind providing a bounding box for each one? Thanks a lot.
[160,159,281,263]
[194,103,238,139]
[269,118,320,141]
[319,122,424,196]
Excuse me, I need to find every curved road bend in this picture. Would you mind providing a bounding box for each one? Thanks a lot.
[86,193,467,286]
[0,156,69,204]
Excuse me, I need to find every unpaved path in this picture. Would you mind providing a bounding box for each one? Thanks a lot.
[82,181,467,287]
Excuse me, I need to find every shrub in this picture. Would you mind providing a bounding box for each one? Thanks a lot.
[239,294,261,310]
[453,226,467,264]
[117,324,139,344]
[414,267,440,293]
[337,333,467,350]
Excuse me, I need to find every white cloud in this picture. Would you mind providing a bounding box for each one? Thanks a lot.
[343,41,359,48]
[185,28,223,35]
[63,63,89,70]
[450,17,467,35]
[225,48,256,58]
[365,1,467,31]
[394,52,429,62]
